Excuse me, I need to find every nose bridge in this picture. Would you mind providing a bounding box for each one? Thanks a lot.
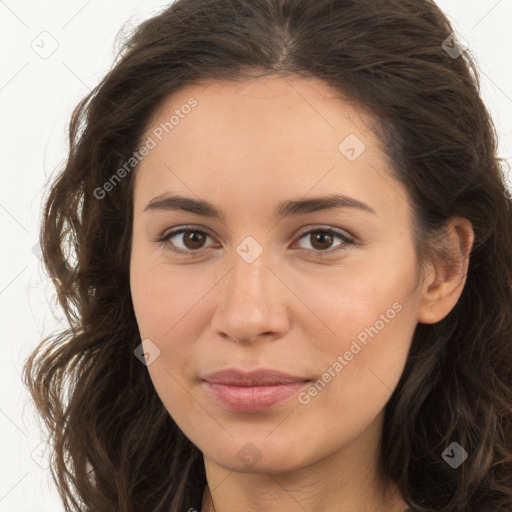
[211,237,288,342]
[228,233,273,297]
[231,244,267,298]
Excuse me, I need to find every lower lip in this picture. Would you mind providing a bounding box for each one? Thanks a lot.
[203,381,309,412]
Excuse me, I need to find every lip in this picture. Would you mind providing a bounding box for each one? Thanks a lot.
[202,368,311,412]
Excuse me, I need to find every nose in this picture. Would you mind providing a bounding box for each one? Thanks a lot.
[209,245,291,345]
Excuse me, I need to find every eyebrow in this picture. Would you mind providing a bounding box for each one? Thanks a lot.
[143,193,376,220]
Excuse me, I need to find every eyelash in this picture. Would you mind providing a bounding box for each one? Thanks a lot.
[155,226,356,258]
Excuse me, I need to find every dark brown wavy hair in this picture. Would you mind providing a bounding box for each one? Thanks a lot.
[23,0,512,510]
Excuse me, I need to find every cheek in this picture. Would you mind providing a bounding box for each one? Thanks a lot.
[290,250,419,408]
[130,252,217,341]
[130,257,212,426]
[291,249,419,353]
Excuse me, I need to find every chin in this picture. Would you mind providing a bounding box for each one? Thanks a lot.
[200,431,325,475]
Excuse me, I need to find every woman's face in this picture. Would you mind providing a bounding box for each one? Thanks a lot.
[130,75,428,473]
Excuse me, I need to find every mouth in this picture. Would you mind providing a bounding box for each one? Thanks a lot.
[201,368,311,412]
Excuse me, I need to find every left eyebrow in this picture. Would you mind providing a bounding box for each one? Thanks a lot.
[143,193,377,220]
[276,194,376,217]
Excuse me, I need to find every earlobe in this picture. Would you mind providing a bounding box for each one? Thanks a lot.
[417,217,474,324]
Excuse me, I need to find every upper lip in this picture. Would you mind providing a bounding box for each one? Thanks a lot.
[203,368,310,386]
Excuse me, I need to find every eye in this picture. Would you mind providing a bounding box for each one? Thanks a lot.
[293,227,354,256]
[156,227,217,255]
[155,226,355,256]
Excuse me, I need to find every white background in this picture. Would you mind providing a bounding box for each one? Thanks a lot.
[1,1,511,510]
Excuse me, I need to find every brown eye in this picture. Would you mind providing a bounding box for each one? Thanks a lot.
[296,228,353,256]
[158,226,354,257]
[159,228,215,254]
[309,231,335,251]
[182,230,207,250]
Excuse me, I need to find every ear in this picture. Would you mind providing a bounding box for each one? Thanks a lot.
[417,217,474,324]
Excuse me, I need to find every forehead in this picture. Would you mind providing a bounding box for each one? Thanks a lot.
[132,75,405,224]
[144,74,378,144]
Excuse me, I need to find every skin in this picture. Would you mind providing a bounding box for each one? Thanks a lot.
[129,74,474,512]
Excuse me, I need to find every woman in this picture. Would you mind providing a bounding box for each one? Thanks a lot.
[23,0,512,511]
